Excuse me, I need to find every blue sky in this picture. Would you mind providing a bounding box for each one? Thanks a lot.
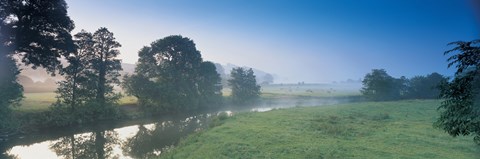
[66,0,479,83]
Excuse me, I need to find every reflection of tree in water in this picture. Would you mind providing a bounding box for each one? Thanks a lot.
[50,130,119,159]
[0,150,19,159]
[122,114,210,158]
[0,141,18,159]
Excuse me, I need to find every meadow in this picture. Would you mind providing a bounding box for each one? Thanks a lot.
[15,92,138,113]
[162,100,479,158]
[260,83,361,97]
[16,83,360,113]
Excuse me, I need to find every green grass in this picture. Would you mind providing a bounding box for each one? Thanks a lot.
[16,92,57,112]
[162,100,479,158]
[15,92,138,113]
[261,83,361,97]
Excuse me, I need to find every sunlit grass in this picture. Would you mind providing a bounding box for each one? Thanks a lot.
[16,92,57,112]
[162,100,480,158]
[15,92,138,113]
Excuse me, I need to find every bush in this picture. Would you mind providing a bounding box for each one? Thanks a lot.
[209,112,230,128]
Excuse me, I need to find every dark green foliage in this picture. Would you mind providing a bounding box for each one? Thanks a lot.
[435,40,480,144]
[361,69,401,101]
[0,0,73,131]
[54,31,95,115]
[50,130,120,159]
[1,0,75,73]
[228,67,261,105]
[123,35,222,114]
[91,28,122,107]
[407,73,447,99]
[0,55,23,131]
[50,28,122,126]
[361,69,447,101]
[198,62,223,106]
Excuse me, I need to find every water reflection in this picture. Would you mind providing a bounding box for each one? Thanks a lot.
[122,114,210,158]
[49,130,120,159]
[4,113,212,158]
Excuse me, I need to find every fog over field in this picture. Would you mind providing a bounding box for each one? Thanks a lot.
[1,1,480,159]
[64,0,478,83]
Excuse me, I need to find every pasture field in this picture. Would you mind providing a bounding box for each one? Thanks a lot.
[162,100,479,158]
[260,83,362,97]
[15,92,138,113]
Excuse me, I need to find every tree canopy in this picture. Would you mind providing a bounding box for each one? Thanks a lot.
[0,0,74,131]
[406,72,447,99]
[50,28,123,126]
[123,35,222,114]
[361,69,401,101]
[1,0,75,72]
[435,40,480,144]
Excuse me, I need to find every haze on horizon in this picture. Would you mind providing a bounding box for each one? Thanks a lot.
[66,0,479,83]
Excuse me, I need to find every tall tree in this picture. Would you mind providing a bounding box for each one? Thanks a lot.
[123,35,222,113]
[0,0,74,131]
[50,30,98,126]
[90,27,122,119]
[51,28,122,125]
[435,40,480,144]
[228,67,261,105]
[58,31,94,111]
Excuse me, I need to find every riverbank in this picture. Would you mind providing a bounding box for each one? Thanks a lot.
[162,100,479,158]
[7,87,361,134]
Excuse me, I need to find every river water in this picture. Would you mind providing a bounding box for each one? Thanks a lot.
[1,96,360,159]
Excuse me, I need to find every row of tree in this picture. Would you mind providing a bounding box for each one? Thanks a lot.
[362,39,480,144]
[0,0,262,130]
[122,35,261,115]
[49,28,123,126]
[361,69,447,101]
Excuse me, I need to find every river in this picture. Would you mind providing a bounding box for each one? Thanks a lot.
[1,96,360,159]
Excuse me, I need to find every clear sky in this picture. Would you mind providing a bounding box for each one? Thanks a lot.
[65,0,479,83]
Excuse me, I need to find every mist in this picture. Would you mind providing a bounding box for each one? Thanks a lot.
[2,0,479,158]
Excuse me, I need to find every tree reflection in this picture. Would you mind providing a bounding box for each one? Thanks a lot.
[0,150,19,159]
[0,142,18,159]
[122,114,210,158]
[122,125,154,158]
[50,130,119,159]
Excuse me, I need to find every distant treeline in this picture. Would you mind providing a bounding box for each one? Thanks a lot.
[361,69,447,101]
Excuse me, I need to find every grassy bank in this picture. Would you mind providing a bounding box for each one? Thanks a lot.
[163,100,479,158]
